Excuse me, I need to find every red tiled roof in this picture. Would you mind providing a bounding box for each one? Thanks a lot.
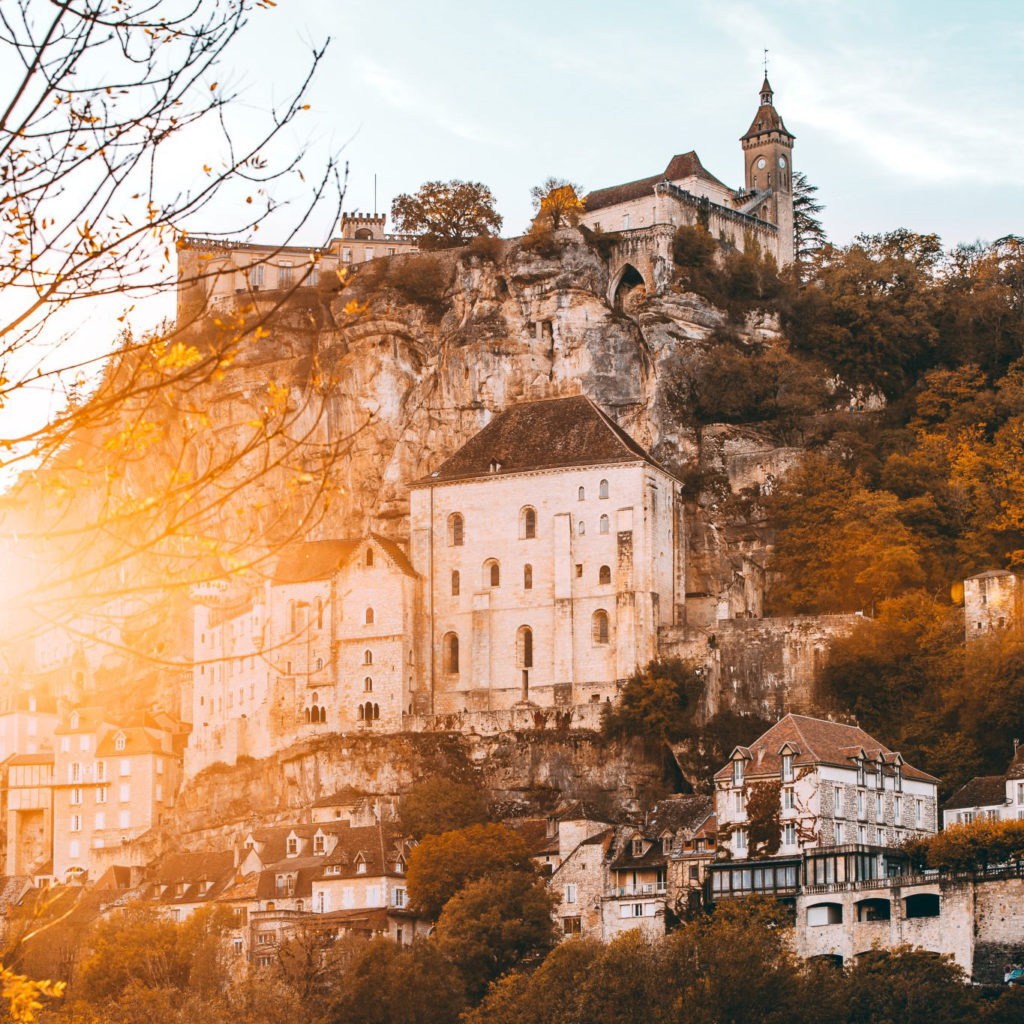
[413,395,668,485]
[584,151,731,213]
[712,714,938,784]
[273,535,415,583]
[942,775,1007,812]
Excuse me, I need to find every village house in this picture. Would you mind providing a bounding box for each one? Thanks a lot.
[409,395,683,716]
[187,534,417,776]
[713,714,939,867]
[51,708,183,884]
[140,850,237,923]
[943,742,1024,827]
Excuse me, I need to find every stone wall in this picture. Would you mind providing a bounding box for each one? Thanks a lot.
[659,614,862,717]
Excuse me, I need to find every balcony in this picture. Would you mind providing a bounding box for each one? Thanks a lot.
[610,883,667,897]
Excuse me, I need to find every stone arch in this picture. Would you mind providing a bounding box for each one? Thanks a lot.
[608,262,646,309]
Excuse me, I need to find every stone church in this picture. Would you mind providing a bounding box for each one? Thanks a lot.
[579,75,796,291]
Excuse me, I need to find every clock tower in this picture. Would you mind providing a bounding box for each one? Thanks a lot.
[741,76,795,264]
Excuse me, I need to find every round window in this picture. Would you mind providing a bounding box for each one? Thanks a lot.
[756,157,767,169]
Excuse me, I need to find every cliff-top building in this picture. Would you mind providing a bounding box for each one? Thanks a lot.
[409,395,683,715]
[580,76,795,279]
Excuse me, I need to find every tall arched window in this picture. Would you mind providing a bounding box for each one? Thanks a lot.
[304,707,311,723]
[358,704,365,721]
[484,559,500,588]
[517,626,534,668]
[578,521,586,536]
[451,570,460,596]
[364,650,373,665]
[599,514,610,534]
[448,513,464,547]
[366,548,374,567]
[599,479,609,499]
[521,506,536,539]
[364,677,373,693]
[373,703,380,720]
[443,633,460,674]
[578,486,585,502]
[316,657,323,671]
[523,564,533,590]
[365,607,374,625]
[319,707,327,724]
[599,565,611,585]
[592,610,610,645]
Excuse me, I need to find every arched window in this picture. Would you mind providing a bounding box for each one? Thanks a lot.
[373,703,380,720]
[484,559,500,588]
[524,564,533,590]
[517,626,534,669]
[304,708,311,723]
[365,607,374,625]
[599,479,609,499]
[592,610,609,645]
[319,707,326,724]
[448,513,464,547]
[316,657,323,671]
[578,486,585,502]
[521,506,536,539]
[364,650,373,665]
[578,521,585,536]
[364,677,373,693]
[366,548,374,567]
[599,565,611,585]
[451,570,460,596]
[599,514,610,534]
[358,704,365,721]
[443,633,460,674]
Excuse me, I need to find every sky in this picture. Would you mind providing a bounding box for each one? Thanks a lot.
[228,0,1024,248]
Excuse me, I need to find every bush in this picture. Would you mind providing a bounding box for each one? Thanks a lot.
[398,775,491,840]
[386,255,449,312]
[518,226,561,258]
[463,234,505,263]
[601,658,703,743]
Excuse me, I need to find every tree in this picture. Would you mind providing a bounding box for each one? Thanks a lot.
[743,779,783,857]
[0,0,347,699]
[600,658,703,743]
[398,775,490,840]
[405,823,535,917]
[434,870,556,999]
[391,180,502,250]
[791,171,827,269]
[529,177,584,232]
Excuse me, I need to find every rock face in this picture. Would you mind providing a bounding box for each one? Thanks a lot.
[198,231,793,610]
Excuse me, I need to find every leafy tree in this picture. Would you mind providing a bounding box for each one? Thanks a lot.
[791,171,827,269]
[405,823,534,917]
[391,180,503,249]
[600,658,703,743]
[324,938,465,1024]
[435,870,556,999]
[903,819,1024,872]
[398,775,490,839]
[529,177,585,232]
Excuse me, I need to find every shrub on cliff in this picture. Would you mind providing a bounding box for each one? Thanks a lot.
[398,775,491,839]
[600,658,703,743]
[385,255,449,313]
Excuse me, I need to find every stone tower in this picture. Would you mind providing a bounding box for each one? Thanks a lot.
[740,76,795,265]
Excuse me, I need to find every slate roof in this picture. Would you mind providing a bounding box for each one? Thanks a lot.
[514,819,559,858]
[584,151,731,212]
[965,569,1016,580]
[741,78,794,141]
[1004,746,1024,781]
[315,823,409,881]
[4,752,54,767]
[95,726,170,757]
[273,534,415,584]
[414,395,668,485]
[645,795,715,838]
[942,775,1007,812]
[244,822,351,864]
[712,714,939,785]
[311,787,372,808]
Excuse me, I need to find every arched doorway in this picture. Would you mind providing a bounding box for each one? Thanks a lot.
[610,263,646,310]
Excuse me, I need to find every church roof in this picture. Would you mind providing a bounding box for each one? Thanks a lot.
[413,395,669,485]
[741,78,794,142]
[584,151,731,213]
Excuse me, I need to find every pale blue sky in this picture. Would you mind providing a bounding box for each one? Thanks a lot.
[232,0,1024,248]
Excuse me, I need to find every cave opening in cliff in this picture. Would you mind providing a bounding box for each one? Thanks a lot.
[612,263,645,310]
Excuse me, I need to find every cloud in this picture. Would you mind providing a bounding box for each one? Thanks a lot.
[353,57,508,148]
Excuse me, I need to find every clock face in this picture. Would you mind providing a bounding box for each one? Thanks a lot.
[778,156,787,168]
[756,157,766,170]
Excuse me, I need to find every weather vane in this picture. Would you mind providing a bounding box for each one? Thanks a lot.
[763,48,769,76]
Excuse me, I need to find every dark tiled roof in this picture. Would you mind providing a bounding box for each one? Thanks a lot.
[369,533,417,578]
[741,86,794,142]
[273,540,359,583]
[316,823,409,880]
[415,396,666,485]
[4,753,54,766]
[1005,746,1024,781]
[95,726,170,757]
[645,795,714,838]
[942,776,1007,812]
[514,819,559,858]
[712,714,939,785]
[584,151,731,213]
[965,569,1016,580]
[311,787,371,808]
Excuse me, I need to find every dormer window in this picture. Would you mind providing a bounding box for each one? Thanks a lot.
[489,458,501,473]
[894,765,902,792]
[781,753,794,782]
[733,760,745,786]
[70,711,80,730]
[856,760,865,787]
[313,834,325,854]
[114,733,126,752]
[286,836,298,857]
[661,835,671,856]
[632,838,644,858]
[357,862,367,874]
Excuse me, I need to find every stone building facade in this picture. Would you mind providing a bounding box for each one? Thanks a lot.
[579,76,795,296]
[963,569,1024,640]
[187,534,417,776]
[714,715,939,861]
[408,396,683,715]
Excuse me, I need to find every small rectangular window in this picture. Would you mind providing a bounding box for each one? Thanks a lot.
[564,883,576,904]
